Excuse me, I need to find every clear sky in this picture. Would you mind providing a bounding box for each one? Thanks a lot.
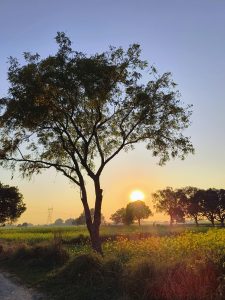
[0,0,225,224]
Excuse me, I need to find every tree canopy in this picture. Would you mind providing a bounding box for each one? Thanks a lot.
[196,188,225,226]
[111,201,152,225]
[153,187,225,226]
[177,186,201,226]
[0,182,26,225]
[126,200,152,226]
[110,207,134,225]
[153,187,185,225]
[0,32,193,252]
[54,218,64,226]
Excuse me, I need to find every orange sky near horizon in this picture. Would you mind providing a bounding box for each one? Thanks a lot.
[1,142,224,225]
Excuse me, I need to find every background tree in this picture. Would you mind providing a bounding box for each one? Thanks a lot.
[21,222,28,227]
[75,208,105,225]
[54,218,64,226]
[0,182,26,225]
[110,207,133,225]
[153,187,185,226]
[215,189,225,226]
[178,187,202,226]
[110,208,126,224]
[126,200,152,226]
[64,218,76,226]
[0,32,193,253]
[196,189,218,226]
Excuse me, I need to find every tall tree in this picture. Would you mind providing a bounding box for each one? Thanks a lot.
[0,33,193,253]
[126,200,152,226]
[153,187,185,226]
[0,182,26,225]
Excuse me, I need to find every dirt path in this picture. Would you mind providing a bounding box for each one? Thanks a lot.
[0,272,44,300]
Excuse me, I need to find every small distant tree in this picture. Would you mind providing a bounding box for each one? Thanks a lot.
[153,187,185,226]
[65,218,76,225]
[54,218,64,226]
[21,222,28,227]
[0,182,26,225]
[110,207,133,225]
[110,208,126,224]
[126,200,152,226]
[75,208,105,225]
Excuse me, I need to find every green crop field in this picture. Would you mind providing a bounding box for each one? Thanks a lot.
[0,224,211,243]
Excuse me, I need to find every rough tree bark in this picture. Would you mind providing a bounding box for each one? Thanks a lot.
[80,177,103,254]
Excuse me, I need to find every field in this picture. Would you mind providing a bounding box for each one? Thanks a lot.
[0,225,225,299]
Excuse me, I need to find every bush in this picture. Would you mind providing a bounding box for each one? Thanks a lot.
[2,242,69,267]
[44,254,124,300]
[124,258,158,300]
[102,257,123,296]
[60,254,103,283]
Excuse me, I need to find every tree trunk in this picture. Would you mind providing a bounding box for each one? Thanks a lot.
[221,219,224,227]
[92,177,103,255]
[138,218,141,226]
[169,215,173,226]
[80,182,92,234]
[210,218,215,227]
[194,216,199,226]
[79,179,103,255]
[89,225,102,254]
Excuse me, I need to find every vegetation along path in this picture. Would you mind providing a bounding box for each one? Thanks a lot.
[0,272,44,300]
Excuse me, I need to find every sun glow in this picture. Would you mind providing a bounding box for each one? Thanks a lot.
[130,190,145,202]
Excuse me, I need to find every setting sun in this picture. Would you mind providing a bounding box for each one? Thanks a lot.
[130,190,145,202]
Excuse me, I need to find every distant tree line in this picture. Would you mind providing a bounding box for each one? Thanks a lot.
[53,208,105,226]
[110,187,225,227]
[53,187,225,227]
[153,187,225,226]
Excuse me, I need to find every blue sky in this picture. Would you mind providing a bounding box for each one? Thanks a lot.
[0,0,225,223]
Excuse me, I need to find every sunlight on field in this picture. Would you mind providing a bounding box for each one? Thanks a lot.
[103,228,225,264]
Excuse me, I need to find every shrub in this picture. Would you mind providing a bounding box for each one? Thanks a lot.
[102,257,123,296]
[124,258,158,300]
[2,242,69,267]
[153,261,219,300]
[60,253,103,283]
[44,254,125,300]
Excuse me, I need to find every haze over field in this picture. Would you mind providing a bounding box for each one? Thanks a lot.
[0,0,225,224]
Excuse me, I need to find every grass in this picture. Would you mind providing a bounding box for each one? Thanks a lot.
[0,225,224,299]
